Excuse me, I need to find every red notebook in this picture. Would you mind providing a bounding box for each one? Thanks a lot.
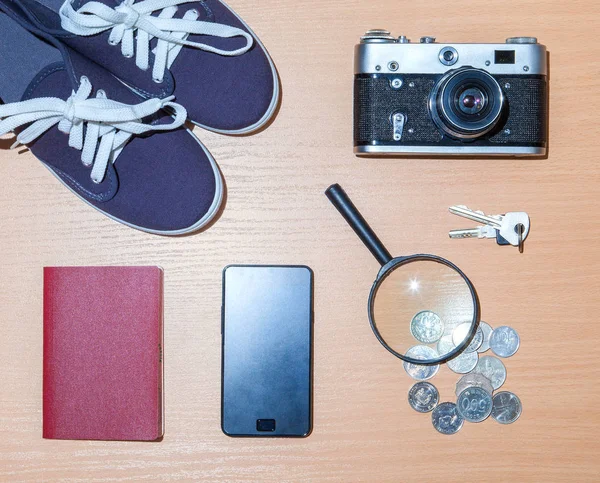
[43,266,164,441]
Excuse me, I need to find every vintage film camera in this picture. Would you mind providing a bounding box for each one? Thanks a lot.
[354,30,548,156]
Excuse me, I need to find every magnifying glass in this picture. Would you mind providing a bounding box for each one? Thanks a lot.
[326,184,480,366]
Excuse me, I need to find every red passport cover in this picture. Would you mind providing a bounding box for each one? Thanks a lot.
[43,266,163,441]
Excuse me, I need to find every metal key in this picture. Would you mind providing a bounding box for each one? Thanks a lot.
[449,205,530,247]
[449,205,502,229]
[449,224,498,240]
[449,211,502,240]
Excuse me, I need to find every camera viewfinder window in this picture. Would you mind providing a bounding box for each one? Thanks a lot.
[495,50,516,64]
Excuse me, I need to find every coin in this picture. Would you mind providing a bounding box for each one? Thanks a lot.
[431,402,464,435]
[447,350,478,374]
[456,386,493,423]
[455,373,494,397]
[490,326,520,358]
[452,323,483,353]
[436,335,455,357]
[403,345,440,380]
[491,391,522,424]
[408,381,439,413]
[477,321,494,353]
[472,355,506,390]
[410,311,444,343]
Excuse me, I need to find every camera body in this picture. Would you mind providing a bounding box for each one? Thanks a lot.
[354,31,548,156]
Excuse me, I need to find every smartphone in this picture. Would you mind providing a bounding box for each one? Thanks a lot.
[221,265,313,437]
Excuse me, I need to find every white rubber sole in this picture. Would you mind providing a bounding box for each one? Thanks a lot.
[41,128,224,236]
[190,0,280,135]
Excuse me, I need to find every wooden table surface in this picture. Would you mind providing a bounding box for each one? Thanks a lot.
[1,0,599,481]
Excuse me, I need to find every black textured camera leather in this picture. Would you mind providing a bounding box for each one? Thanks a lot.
[489,78,548,144]
[354,76,443,145]
[354,75,547,146]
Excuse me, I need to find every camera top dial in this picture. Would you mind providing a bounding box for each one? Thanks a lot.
[360,29,397,43]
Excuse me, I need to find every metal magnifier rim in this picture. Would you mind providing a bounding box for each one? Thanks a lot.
[367,254,479,365]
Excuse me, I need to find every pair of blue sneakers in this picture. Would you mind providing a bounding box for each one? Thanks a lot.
[0,0,279,234]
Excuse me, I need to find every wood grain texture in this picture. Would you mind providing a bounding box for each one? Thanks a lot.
[1,0,599,481]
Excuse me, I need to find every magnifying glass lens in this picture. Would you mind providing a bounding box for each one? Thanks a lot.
[372,259,476,362]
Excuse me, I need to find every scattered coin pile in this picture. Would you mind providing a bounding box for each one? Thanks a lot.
[405,313,522,434]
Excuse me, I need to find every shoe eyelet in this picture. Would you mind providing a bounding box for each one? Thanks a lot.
[91,177,102,185]
[152,77,163,84]
[189,8,198,15]
[124,53,133,58]
[108,39,118,46]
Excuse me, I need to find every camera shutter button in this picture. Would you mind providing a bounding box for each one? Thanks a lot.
[420,36,436,43]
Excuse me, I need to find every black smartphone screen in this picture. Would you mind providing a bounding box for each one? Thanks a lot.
[221,265,313,437]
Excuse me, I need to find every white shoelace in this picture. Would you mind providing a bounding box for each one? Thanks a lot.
[0,76,187,184]
[60,0,254,83]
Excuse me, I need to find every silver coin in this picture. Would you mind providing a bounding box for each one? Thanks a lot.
[490,326,520,358]
[408,381,440,413]
[491,391,522,424]
[472,355,507,390]
[410,311,444,343]
[477,321,494,353]
[431,402,464,435]
[403,345,440,381]
[452,323,483,353]
[456,386,493,423]
[436,335,455,357]
[455,373,494,397]
[447,350,479,374]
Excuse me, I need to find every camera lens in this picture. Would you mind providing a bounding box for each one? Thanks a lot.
[429,67,504,140]
[458,87,486,115]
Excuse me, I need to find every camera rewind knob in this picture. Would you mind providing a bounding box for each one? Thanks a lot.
[506,37,538,44]
[361,29,396,43]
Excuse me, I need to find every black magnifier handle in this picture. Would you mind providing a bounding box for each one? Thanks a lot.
[325,184,393,267]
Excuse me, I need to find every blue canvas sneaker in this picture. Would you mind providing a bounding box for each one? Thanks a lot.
[0,7,223,235]
[6,0,280,134]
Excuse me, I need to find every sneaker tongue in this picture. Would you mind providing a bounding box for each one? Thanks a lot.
[74,0,212,18]
[23,59,122,202]
[72,0,119,8]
